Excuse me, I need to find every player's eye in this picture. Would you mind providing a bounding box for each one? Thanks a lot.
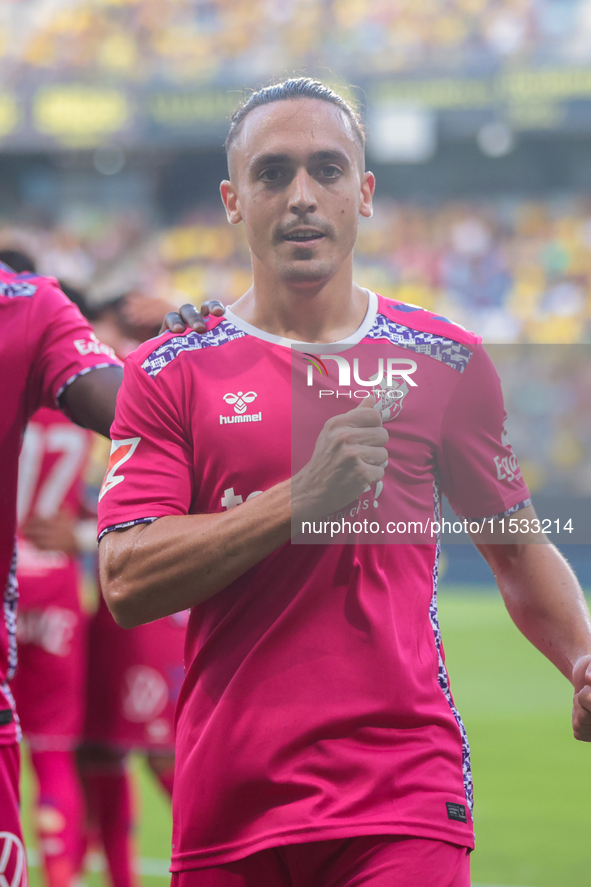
[320,165,342,179]
[260,168,282,182]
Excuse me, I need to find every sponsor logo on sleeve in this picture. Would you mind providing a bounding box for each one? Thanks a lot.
[99,437,141,501]
[74,332,116,359]
[495,428,523,482]
[494,453,522,483]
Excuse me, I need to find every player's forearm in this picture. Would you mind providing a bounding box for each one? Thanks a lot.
[99,480,293,628]
[477,541,591,682]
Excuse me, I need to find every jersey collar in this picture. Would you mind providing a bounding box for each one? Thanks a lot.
[224,290,378,353]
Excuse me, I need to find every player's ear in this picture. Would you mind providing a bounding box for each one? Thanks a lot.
[359,171,375,219]
[220,180,243,225]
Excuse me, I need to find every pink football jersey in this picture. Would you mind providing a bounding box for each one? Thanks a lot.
[17,406,94,590]
[98,292,530,867]
[0,265,120,745]
[84,595,188,752]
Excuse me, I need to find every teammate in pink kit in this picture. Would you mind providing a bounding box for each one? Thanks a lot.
[84,598,186,770]
[0,253,219,887]
[80,594,185,887]
[78,294,193,887]
[14,406,94,887]
[98,80,591,887]
[82,294,187,785]
[0,266,121,886]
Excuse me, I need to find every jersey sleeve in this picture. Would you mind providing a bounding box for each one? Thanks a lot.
[437,344,531,520]
[97,357,194,541]
[30,278,121,409]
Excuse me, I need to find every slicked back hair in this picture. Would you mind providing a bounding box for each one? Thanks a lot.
[225,78,365,157]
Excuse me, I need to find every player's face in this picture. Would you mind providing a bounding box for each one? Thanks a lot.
[221,99,375,289]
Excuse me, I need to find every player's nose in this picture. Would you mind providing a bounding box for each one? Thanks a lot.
[288,169,317,215]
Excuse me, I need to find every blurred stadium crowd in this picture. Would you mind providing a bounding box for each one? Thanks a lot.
[4,195,591,344]
[4,191,591,500]
[4,0,591,83]
[3,2,591,887]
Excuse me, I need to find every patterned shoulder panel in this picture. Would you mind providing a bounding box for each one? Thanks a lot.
[366,311,474,374]
[0,264,38,299]
[141,322,247,379]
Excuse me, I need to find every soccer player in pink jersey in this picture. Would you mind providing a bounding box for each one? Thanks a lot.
[0,263,122,886]
[81,296,186,877]
[0,253,220,887]
[78,293,211,887]
[14,406,95,887]
[98,79,591,887]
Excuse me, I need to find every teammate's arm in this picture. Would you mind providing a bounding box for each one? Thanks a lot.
[61,365,122,438]
[99,396,388,628]
[471,525,591,742]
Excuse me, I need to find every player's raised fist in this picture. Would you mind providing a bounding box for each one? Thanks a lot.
[292,394,389,520]
[572,654,591,741]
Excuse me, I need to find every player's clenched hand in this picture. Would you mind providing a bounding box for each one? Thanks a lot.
[292,395,389,520]
[160,300,225,334]
[572,654,591,741]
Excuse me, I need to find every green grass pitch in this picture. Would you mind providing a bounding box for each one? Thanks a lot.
[20,586,591,887]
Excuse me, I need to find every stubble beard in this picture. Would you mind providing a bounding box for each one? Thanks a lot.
[278,254,339,289]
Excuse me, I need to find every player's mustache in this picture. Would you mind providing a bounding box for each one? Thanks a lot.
[274,218,334,241]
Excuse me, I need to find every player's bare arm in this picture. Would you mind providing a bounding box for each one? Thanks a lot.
[472,515,591,742]
[99,396,388,628]
[62,364,123,438]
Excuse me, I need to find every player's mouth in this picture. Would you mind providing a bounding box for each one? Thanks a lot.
[282,228,325,244]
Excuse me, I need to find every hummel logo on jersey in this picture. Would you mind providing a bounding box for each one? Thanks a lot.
[220,391,262,425]
[99,437,141,501]
[223,391,257,414]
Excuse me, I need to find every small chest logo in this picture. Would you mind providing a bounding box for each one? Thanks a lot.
[372,376,410,422]
[220,391,262,425]
[223,391,257,414]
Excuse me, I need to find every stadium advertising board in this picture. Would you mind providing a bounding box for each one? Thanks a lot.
[6,67,591,149]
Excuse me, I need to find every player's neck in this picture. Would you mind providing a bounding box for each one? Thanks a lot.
[230,262,368,344]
